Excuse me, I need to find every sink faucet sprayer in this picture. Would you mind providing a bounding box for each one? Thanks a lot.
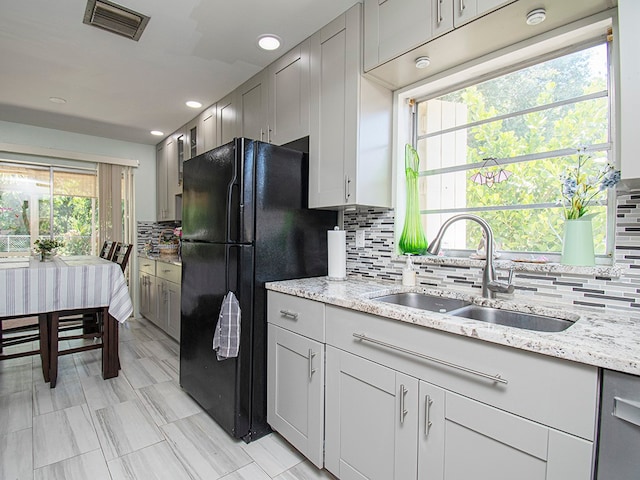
[426,214,514,299]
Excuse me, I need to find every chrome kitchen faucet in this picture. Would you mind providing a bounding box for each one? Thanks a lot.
[426,214,514,299]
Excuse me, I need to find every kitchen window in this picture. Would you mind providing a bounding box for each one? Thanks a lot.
[411,41,614,258]
[0,163,98,255]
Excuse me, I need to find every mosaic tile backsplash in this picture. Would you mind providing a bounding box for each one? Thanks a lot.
[344,190,640,315]
[137,221,180,254]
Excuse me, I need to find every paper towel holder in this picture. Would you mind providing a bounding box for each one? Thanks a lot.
[327,226,347,281]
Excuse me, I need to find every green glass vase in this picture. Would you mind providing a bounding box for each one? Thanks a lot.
[399,144,428,255]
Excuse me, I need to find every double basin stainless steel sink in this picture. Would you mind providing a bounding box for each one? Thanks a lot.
[374,292,574,332]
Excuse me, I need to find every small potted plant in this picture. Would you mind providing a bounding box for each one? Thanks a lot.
[34,238,64,261]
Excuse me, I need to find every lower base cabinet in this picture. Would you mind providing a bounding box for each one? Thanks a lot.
[418,382,593,480]
[267,324,325,468]
[266,292,597,480]
[325,346,418,479]
[138,257,181,341]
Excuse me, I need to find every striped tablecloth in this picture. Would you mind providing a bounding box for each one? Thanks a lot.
[0,255,133,323]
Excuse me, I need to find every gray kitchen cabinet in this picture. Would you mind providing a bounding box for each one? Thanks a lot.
[417,381,593,480]
[139,258,158,326]
[309,3,392,209]
[325,304,598,480]
[139,257,181,339]
[238,71,269,142]
[216,90,238,147]
[185,117,199,159]
[364,0,514,71]
[156,135,178,221]
[325,345,418,479]
[266,292,326,468]
[364,0,452,72]
[267,325,324,467]
[157,262,181,341]
[618,0,640,187]
[198,104,217,153]
[267,39,310,145]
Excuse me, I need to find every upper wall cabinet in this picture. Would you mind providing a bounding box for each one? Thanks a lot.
[267,39,311,145]
[216,90,238,147]
[364,0,454,72]
[618,0,640,187]
[309,3,393,209]
[238,71,270,142]
[363,0,515,73]
[198,104,217,154]
[156,135,178,221]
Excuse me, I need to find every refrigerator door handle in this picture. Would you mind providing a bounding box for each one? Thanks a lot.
[224,244,240,294]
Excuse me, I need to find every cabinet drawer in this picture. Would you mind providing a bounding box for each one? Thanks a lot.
[139,257,156,275]
[267,292,325,342]
[326,305,598,440]
[156,262,181,284]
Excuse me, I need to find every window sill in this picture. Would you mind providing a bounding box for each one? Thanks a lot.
[394,254,622,279]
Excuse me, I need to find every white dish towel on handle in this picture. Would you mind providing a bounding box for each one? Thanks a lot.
[212,291,241,361]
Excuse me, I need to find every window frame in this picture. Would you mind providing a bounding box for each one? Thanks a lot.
[393,20,618,264]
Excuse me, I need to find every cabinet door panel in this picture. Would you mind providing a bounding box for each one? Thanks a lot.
[444,422,546,480]
[199,106,217,153]
[269,40,310,145]
[325,346,418,479]
[166,281,181,341]
[378,0,431,65]
[546,430,593,480]
[443,392,548,480]
[217,92,237,147]
[267,325,324,467]
[239,73,268,142]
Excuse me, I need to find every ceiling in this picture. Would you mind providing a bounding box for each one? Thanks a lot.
[0,0,358,145]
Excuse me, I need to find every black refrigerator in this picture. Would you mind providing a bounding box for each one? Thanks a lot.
[180,138,337,442]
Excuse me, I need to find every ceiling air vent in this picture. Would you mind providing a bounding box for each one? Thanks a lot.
[83,0,150,41]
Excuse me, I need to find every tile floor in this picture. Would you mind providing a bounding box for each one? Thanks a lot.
[0,317,336,480]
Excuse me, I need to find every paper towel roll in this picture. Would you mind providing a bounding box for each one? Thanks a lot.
[327,227,346,280]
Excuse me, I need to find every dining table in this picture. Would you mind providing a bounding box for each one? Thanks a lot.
[0,254,133,387]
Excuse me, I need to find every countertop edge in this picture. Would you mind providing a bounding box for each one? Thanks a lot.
[266,277,640,376]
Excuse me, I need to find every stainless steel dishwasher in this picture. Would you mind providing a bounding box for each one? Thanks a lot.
[596,369,640,479]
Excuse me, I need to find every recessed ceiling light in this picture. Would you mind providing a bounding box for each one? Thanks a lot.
[49,97,67,104]
[415,56,431,69]
[150,130,164,136]
[185,100,202,109]
[526,8,546,26]
[257,34,281,51]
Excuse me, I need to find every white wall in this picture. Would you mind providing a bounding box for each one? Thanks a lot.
[0,120,157,221]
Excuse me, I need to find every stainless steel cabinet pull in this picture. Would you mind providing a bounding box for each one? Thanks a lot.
[279,309,299,320]
[260,129,264,141]
[613,397,640,427]
[400,384,408,424]
[437,0,443,24]
[267,125,272,143]
[425,395,433,436]
[344,176,351,202]
[308,349,317,380]
[352,333,508,385]
[460,0,465,12]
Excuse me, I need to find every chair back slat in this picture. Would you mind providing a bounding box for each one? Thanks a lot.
[99,241,116,260]
[112,243,132,272]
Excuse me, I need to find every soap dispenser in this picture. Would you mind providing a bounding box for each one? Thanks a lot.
[402,255,417,287]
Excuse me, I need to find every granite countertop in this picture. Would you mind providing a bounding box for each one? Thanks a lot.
[138,252,181,266]
[265,276,640,376]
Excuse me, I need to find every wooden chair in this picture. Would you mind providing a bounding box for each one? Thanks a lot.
[112,243,132,272]
[49,307,108,387]
[1,314,50,382]
[99,240,117,260]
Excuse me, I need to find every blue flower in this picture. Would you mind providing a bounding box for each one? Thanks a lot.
[600,169,621,190]
[562,177,577,197]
